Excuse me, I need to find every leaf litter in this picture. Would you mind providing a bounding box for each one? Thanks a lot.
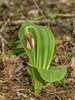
[0,0,75,99]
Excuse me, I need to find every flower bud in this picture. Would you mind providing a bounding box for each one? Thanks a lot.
[24,32,35,50]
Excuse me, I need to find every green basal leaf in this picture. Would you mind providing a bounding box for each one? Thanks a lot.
[28,63,67,83]
[37,65,67,82]
[28,65,44,94]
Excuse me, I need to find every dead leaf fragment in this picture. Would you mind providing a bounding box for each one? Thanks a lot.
[65,78,75,84]
[28,9,39,15]
[2,64,13,79]
[71,57,75,69]
[0,95,7,100]
[61,0,72,5]
[6,55,19,63]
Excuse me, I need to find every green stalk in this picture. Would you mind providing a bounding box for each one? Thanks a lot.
[24,26,44,94]
[24,26,39,67]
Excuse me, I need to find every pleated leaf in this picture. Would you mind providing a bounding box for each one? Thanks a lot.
[19,20,55,69]
[28,63,67,83]
[37,65,67,82]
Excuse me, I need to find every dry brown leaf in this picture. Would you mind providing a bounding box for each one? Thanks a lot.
[61,0,72,4]
[66,36,71,40]
[2,64,13,79]
[74,92,75,100]
[71,57,75,69]
[55,37,62,45]
[65,78,75,84]
[2,54,6,66]
[6,55,19,63]
[0,95,7,100]
[28,9,39,15]
[43,83,54,89]
[53,55,59,63]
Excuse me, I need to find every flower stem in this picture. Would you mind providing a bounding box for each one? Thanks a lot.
[24,26,39,67]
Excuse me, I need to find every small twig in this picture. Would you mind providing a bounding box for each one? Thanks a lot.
[50,93,61,100]
[0,19,72,32]
[17,91,35,100]
[0,19,10,65]
[3,19,72,32]
[0,19,10,53]
[17,92,28,98]
[57,14,75,17]
[46,1,60,5]
[0,19,10,32]
[33,0,51,28]
[0,19,10,44]
[1,38,4,54]
[72,14,75,34]
[30,19,73,31]
[33,0,46,20]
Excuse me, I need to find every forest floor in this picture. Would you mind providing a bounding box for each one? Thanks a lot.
[0,0,75,100]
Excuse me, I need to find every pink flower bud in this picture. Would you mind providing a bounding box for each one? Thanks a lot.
[24,32,35,50]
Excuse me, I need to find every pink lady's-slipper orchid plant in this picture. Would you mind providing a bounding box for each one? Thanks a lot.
[19,20,67,94]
